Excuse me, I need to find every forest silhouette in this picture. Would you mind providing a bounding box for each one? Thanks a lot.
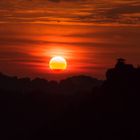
[0,59,140,140]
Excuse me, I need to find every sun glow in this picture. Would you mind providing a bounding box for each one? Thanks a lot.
[49,56,67,71]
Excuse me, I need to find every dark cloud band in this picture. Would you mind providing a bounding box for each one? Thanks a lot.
[0,0,140,25]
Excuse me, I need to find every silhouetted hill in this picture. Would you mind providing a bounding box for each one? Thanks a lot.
[0,59,140,140]
[59,75,102,94]
[0,73,103,94]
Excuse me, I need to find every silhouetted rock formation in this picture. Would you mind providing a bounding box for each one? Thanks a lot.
[106,58,137,81]
[0,59,140,140]
[98,59,140,140]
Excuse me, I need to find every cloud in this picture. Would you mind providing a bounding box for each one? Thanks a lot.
[48,0,60,2]
[105,4,140,17]
[48,0,85,2]
[0,0,140,25]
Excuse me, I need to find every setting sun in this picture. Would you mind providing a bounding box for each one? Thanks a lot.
[49,56,67,71]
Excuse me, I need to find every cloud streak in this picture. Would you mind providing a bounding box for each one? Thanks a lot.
[0,0,140,25]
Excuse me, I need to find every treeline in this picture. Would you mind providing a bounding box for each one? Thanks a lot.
[0,59,140,140]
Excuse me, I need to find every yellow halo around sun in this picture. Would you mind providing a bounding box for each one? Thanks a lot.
[49,56,67,71]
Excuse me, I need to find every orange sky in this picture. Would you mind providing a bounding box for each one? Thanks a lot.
[0,0,140,80]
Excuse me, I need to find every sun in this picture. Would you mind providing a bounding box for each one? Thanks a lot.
[49,56,67,71]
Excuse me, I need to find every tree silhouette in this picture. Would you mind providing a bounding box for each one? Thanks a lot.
[0,59,140,139]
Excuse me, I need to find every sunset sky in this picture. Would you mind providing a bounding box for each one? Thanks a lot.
[0,0,140,80]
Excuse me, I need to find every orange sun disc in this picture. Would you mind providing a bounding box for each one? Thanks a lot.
[49,56,67,71]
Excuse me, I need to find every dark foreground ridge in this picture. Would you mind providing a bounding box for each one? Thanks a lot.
[0,59,140,140]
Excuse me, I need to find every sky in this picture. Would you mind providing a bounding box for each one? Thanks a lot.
[0,0,140,80]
